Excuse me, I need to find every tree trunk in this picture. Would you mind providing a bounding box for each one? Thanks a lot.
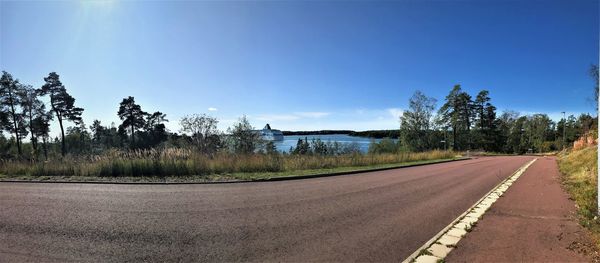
[49,99,66,157]
[29,110,37,152]
[465,108,471,150]
[480,107,484,130]
[131,123,135,147]
[453,124,457,150]
[10,111,21,156]
[8,91,21,156]
[42,136,48,160]
[57,114,66,157]
[128,111,135,148]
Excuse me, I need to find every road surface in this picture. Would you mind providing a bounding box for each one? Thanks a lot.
[446,157,592,262]
[0,156,533,262]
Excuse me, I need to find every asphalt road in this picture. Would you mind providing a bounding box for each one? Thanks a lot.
[0,156,534,262]
[446,157,591,262]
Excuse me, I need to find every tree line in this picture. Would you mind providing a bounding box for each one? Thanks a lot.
[396,80,597,154]
[0,71,273,160]
[0,67,597,160]
[0,71,83,159]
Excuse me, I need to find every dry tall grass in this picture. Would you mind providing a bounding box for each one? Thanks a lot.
[0,149,455,177]
[558,146,598,233]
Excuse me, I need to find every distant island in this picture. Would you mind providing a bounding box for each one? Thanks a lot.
[282,130,400,139]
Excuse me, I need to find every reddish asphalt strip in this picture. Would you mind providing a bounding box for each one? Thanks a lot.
[445,157,593,262]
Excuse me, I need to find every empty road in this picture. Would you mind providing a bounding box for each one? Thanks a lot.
[0,156,534,262]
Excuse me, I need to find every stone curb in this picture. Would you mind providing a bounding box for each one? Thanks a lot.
[402,158,538,263]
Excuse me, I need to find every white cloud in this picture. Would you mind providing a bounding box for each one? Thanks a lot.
[255,114,300,121]
[254,111,331,122]
[294,112,331,118]
[387,108,403,119]
[208,107,218,112]
[274,118,399,131]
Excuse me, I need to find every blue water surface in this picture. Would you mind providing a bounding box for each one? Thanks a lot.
[273,134,391,153]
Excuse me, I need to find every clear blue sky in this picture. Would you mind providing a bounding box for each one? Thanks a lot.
[1,0,598,133]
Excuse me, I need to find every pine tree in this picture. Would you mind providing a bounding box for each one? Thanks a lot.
[117,96,147,147]
[39,72,84,156]
[456,91,474,150]
[19,85,46,153]
[0,71,27,156]
[438,85,462,150]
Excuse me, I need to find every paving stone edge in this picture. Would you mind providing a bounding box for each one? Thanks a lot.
[402,158,538,263]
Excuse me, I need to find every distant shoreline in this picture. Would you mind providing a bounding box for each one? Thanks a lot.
[281,130,400,139]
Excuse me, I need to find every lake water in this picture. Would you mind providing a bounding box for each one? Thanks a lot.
[273,134,388,153]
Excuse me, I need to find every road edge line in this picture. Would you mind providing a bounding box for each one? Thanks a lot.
[402,158,538,263]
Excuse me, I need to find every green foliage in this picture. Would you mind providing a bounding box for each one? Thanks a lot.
[65,122,92,155]
[141,111,169,148]
[19,84,49,157]
[558,146,600,243]
[227,115,262,154]
[0,69,596,166]
[117,96,146,146]
[437,84,474,150]
[0,71,28,156]
[400,91,437,151]
[473,90,500,151]
[431,84,592,154]
[265,141,277,155]
[368,138,399,154]
[290,137,362,156]
[116,97,170,149]
[292,137,310,155]
[0,134,12,159]
[179,114,221,154]
[310,138,328,155]
[350,130,400,139]
[39,72,83,156]
[90,120,122,152]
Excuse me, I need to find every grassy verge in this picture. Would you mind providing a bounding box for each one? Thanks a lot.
[0,157,461,183]
[557,146,600,246]
[0,149,456,178]
[224,158,462,181]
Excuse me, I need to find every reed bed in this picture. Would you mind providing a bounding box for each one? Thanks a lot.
[0,149,455,178]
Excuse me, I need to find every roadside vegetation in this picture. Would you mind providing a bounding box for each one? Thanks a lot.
[0,149,455,180]
[558,145,600,245]
[556,64,600,250]
[0,66,596,180]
